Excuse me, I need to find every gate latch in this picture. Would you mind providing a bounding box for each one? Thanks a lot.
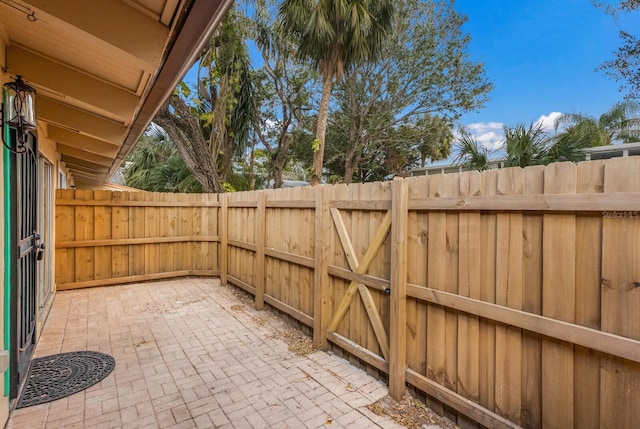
[36,243,45,261]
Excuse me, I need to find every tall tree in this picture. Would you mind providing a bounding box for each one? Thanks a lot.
[594,0,640,99]
[554,101,640,146]
[277,0,394,185]
[154,6,255,193]
[325,0,492,183]
[251,0,317,188]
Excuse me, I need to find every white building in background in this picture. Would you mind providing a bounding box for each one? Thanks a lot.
[410,142,640,176]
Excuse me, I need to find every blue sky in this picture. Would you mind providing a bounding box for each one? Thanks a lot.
[454,0,640,149]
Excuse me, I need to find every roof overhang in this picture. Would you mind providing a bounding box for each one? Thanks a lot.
[0,0,233,188]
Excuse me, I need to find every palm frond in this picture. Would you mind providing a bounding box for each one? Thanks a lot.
[454,127,490,171]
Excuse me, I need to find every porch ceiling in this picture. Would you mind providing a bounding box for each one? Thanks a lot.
[0,0,232,188]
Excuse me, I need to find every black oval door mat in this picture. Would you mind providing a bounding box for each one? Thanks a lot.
[17,351,116,408]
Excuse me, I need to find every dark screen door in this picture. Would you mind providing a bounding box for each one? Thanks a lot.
[9,130,38,397]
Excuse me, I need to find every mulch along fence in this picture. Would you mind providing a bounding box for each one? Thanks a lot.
[56,157,640,428]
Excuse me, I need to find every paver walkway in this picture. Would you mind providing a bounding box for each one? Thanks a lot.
[8,279,405,428]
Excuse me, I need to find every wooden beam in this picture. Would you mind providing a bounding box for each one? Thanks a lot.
[358,284,390,360]
[389,179,409,400]
[56,236,220,249]
[61,156,110,172]
[330,200,391,211]
[219,194,228,285]
[255,193,266,310]
[48,125,119,158]
[57,269,219,290]
[314,186,332,350]
[405,370,520,429]
[327,265,389,292]
[330,208,359,271]
[57,144,113,167]
[326,332,389,373]
[56,199,219,208]
[227,201,258,208]
[65,170,102,180]
[8,46,139,118]
[62,161,109,174]
[406,284,640,364]
[227,239,256,253]
[266,200,315,209]
[227,275,256,296]
[409,192,640,212]
[265,248,314,269]
[38,97,127,145]
[264,294,314,328]
[23,0,168,69]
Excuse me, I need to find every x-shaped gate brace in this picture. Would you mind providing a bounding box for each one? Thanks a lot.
[326,208,392,361]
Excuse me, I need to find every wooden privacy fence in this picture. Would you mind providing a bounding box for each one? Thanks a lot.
[55,189,220,290]
[55,157,640,428]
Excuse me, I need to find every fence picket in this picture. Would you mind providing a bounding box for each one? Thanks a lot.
[600,157,640,428]
[541,162,577,428]
[521,165,544,428]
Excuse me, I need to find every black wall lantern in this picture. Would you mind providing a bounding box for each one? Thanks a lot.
[1,75,37,154]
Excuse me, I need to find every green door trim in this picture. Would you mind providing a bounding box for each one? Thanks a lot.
[3,87,12,397]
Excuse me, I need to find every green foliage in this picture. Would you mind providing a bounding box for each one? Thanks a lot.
[503,122,551,168]
[276,0,394,78]
[249,0,318,187]
[415,115,455,168]
[154,5,256,193]
[454,116,600,172]
[594,1,640,99]
[323,0,490,182]
[454,128,491,171]
[311,138,321,152]
[276,0,396,184]
[123,129,204,193]
[554,101,640,146]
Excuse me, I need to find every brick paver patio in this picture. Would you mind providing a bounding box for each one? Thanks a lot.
[7,278,406,428]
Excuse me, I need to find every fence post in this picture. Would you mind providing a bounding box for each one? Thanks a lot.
[219,193,228,286]
[389,178,408,400]
[255,192,266,310]
[313,185,331,350]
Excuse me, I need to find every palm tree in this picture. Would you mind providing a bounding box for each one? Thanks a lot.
[554,101,640,147]
[277,0,394,185]
[124,129,204,193]
[455,121,589,172]
[503,122,551,167]
[504,121,593,167]
[454,127,491,171]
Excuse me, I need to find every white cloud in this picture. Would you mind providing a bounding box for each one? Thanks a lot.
[534,111,562,132]
[460,121,505,151]
[467,121,504,132]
